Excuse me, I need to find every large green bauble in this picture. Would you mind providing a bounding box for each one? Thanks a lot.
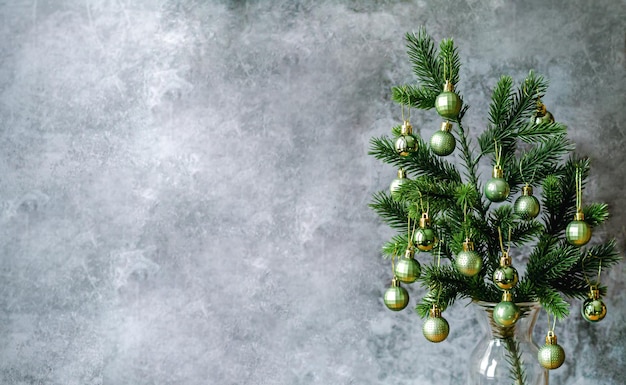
[423,315,450,343]
[414,228,438,251]
[384,282,409,311]
[493,300,520,327]
[456,250,483,277]
[566,220,592,246]
[582,298,607,322]
[430,130,456,156]
[484,177,510,202]
[394,256,421,284]
[435,91,462,119]
[389,170,408,201]
[395,134,418,156]
[514,195,540,220]
[538,335,566,370]
[493,266,519,290]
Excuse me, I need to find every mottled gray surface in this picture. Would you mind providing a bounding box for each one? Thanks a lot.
[0,1,624,384]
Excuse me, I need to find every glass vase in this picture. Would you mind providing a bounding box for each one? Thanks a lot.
[467,302,548,385]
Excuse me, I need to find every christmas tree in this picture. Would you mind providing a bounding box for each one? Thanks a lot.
[369,28,621,378]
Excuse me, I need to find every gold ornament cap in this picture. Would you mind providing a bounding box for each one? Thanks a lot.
[492,165,504,178]
[443,80,454,92]
[397,168,407,179]
[429,304,442,318]
[536,101,547,116]
[462,239,475,252]
[545,330,558,345]
[391,277,400,287]
[574,210,585,221]
[502,290,513,302]
[440,121,452,132]
[419,212,431,228]
[404,247,415,259]
[589,286,601,300]
[401,120,413,135]
[499,251,512,267]
[522,184,533,196]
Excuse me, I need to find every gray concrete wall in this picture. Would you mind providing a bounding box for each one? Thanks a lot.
[0,1,624,384]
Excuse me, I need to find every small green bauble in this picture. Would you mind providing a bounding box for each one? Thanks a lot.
[484,165,510,202]
[389,169,408,201]
[430,122,456,156]
[384,278,409,311]
[422,306,450,343]
[394,249,421,284]
[535,111,555,125]
[493,294,520,327]
[435,81,462,119]
[566,212,592,246]
[414,228,437,252]
[493,265,519,291]
[395,134,418,156]
[582,288,607,322]
[514,185,540,220]
[455,240,483,277]
[538,332,566,370]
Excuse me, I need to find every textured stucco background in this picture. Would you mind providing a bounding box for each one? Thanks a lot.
[0,1,624,384]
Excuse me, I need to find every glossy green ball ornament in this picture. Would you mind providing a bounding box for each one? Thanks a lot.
[395,120,418,156]
[435,81,462,119]
[493,291,520,327]
[484,165,510,202]
[430,121,456,156]
[514,185,540,220]
[493,254,519,290]
[389,169,408,201]
[384,278,409,311]
[538,331,566,370]
[566,211,592,246]
[414,213,438,252]
[422,305,449,343]
[535,111,555,124]
[455,239,483,277]
[394,248,421,284]
[582,287,607,322]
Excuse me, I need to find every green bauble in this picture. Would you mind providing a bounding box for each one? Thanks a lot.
[395,134,418,156]
[514,186,540,220]
[566,219,592,247]
[484,177,510,202]
[384,279,409,311]
[538,332,566,370]
[414,228,438,252]
[582,298,607,322]
[389,169,408,201]
[535,111,555,124]
[423,315,450,343]
[430,129,456,156]
[394,250,421,284]
[493,266,519,290]
[493,300,520,327]
[435,81,462,119]
[455,241,483,277]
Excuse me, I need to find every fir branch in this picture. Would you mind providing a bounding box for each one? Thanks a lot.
[488,75,514,129]
[438,38,461,85]
[517,121,568,144]
[392,85,438,110]
[583,203,610,227]
[405,29,443,92]
[503,337,527,385]
[382,234,410,258]
[535,286,570,319]
[369,191,408,230]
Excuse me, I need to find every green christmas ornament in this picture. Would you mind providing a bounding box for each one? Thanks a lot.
[514,184,541,220]
[389,169,408,201]
[430,121,456,156]
[566,211,592,247]
[484,165,510,202]
[493,291,520,327]
[435,80,462,119]
[394,248,421,284]
[395,120,418,156]
[538,331,566,370]
[532,101,555,124]
[384,278,409,311]
[582,287,607,322]
[493,253,519,290]
[422,305,450,343]
[414,213,438,251]
[455,239,483,277]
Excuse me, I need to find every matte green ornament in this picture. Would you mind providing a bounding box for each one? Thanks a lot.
[384,278,409,311]
[414,213,437,252]
[484,165,510,202]
[395,120,418,156]
[455,239,483,277]
[435,81,462,119]
[422,305,449,343]
[493,253,519,290]
[566,212,592,246]
[394,248,421,284]
[389,169,408,201]
[430,121,456,156]
[514,185,540,220]
[538,331,566,370]
[582,287,607,322]
[493,292,520,327]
